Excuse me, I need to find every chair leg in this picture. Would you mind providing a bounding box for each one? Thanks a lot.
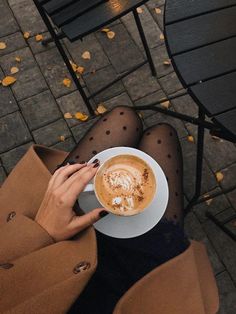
[133,9,157,77]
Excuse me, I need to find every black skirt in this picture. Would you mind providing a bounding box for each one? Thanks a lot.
[68,218,189,314]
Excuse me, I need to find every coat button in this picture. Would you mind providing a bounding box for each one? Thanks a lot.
[73,261,90,274]
[0,263,14,269]
[7,211,16,222]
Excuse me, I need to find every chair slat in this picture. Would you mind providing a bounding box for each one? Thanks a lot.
[166,6,236,55]
[44,0,79,15]
[213,108,236,139]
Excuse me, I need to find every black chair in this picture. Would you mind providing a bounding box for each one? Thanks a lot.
[33,0,157,115]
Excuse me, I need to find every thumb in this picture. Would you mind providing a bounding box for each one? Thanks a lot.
[70,208,108,233]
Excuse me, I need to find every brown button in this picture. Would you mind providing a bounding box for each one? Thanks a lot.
[0,263,14,269]
[7,211,16,222]
[73,261,90,274]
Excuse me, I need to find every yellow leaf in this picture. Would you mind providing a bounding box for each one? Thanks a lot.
[137,7,143,13]
[15,56,21,62]
[10,67,19,74]
[70,60,78,72]
[187,135,194,143]
[94,110,99,116]
[203,194,213,206]
[76,66,85,75]
[101,28,110,33]
[215,172,224,182]
[23,32,30,39]
[59,135,65,142]
[155,8,162,14]
[160,33,165,40]
[163,59,171,66]
[0,42,7,50]
[138,111,143,119]
[161,100,170,109]
[35,34,43,42]
[64,112,73,119]
[63,78,72,88]
[74,112,89,121]
[82,51,91,60]
[96,104,107,114]
[2,76,17,86]
[107,31,115,39]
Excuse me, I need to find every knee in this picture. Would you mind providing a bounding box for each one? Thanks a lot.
[144,123,178,137]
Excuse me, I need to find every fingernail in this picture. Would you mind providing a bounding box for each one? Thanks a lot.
[68,160,76,165]
[99,211,108,218]
[92,159,99,163]
[80,161,86,164]
[93,162,100,168]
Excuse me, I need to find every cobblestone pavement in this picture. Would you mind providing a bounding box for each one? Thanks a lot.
[1,0,236,312]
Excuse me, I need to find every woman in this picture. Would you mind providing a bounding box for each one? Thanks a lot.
[0,106,218,314]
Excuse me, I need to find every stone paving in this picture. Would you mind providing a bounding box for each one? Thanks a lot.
[0,0,236,312]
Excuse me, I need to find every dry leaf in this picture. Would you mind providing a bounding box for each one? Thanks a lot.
[74,112,89,121]
[215,171,224,182]
[64,112,73,119]
[161,100,170,109]
[35,34,43,42]
[23,32,30,39]
[10,67,19,74]
[107,31,115,39]
[155,8,162,14]
[96,104,107,114]
[187,135,194,143]
[70,60,78,72]
[138,111,143,119]
[15,56,21,62]
[82,51,91,60]
[206,198,213,206]
[59,135,65,142]
[2,76,17,86]
[101,28,110,33]
[94,110,99,116]
[137,7,143,13]
[0,42,7,50]
[160,33,165,40]
[163,59,171,66]
[76,66,85,75]
[211,135,223,142]
[63,78,72,88]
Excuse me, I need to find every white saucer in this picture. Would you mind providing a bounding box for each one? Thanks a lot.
[78,147,169,239]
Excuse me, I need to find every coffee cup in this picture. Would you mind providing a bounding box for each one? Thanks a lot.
[83,153,157,216]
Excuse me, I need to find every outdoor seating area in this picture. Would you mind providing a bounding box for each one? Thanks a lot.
[0,0,236,312]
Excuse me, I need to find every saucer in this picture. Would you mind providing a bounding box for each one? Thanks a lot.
[78,147,169,239]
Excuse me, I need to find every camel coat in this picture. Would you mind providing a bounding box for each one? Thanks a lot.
[0,145,219,314]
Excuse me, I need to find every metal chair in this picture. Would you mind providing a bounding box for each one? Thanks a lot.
[33,0,157,115]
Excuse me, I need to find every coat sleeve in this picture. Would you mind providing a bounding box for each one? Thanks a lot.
[0,214,54,263]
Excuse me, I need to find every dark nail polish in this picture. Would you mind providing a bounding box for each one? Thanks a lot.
[68,160,76,165]
[80,161,86,164]
[93,162,100,168]
[92,159,99,163]
[99,211,108,218]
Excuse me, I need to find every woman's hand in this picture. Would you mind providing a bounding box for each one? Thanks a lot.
[35,162,106,242]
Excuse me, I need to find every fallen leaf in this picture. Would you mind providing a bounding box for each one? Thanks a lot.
[75,112,89,121]
[107,31,115,39]
[206,198,213,206]
[101,28,110,33]
[155,8,162,14]
[94,110,99,116]
[96,104,107,114]
[2,76,17,86]
[211,135,223,142]
[161,100,170,109]
[138,111,143,119]
[64,112,73,119]
[137,7,143,13]
[23,32,30,39]
[0,42,6,50]
[187,135,194,143]
[63,78,72,88]
[35,34,43,42]
[163,59,171,66]
[82,51,91,60]
[76,66,85,75]
[215,171,224,182]
[160,33,165,40]
[59,135,65,142]
[15,56,21,62]
[70,60,78,72]
[10,67,19,74]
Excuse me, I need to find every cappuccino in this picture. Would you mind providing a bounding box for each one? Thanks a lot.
[95,155,156,216]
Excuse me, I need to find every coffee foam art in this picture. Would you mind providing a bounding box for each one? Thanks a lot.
[95,155,156,216]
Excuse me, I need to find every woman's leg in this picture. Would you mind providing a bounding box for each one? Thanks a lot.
[138,123,184,224]
[62,106,143,165]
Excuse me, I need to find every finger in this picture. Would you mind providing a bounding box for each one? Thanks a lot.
[50,163,87,190]
[70,208,108,233]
